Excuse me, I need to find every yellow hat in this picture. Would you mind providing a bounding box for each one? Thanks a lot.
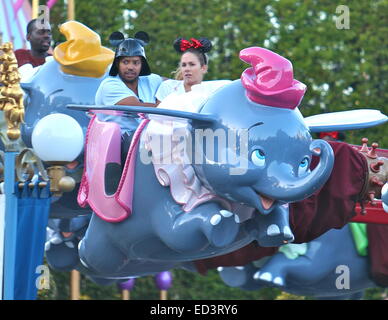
[54,21,114,78]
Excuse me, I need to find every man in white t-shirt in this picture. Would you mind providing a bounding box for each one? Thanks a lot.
[95,33,162,107]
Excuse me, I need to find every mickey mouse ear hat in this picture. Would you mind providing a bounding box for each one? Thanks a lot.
[108,31,151,76]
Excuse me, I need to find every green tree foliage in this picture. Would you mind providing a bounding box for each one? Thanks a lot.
[47,0,387,144]
[38,267,388,300]
[47,0,127,46]
[126,0,272,80]
[40,268,283,300]
[127,0,387,145]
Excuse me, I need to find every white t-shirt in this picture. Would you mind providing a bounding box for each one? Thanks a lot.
[155,79,232,104]
[157,80,232,113]
[95,73,162,105]
[155,79,185,102]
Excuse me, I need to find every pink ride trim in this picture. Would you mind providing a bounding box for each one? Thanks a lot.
[78,113,148,222]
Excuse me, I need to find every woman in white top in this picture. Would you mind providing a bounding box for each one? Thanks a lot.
[155,37,212,102]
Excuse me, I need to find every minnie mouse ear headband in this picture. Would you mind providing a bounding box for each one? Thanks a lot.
[108,31,151,76]
[173,37,212,64]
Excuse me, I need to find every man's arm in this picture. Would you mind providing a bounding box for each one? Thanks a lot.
[115,95,157,107]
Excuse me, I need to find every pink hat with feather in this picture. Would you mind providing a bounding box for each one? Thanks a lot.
[240,47,307,109]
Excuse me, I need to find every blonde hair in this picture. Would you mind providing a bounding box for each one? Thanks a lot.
[171,66,183,80]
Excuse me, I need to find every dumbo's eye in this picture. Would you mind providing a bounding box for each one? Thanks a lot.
[251,149,266,167]
[298,157,310,176]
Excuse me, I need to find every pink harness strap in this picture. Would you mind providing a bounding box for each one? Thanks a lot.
[78,115,149,222]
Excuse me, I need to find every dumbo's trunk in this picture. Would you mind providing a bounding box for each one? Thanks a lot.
[267,139,334,202]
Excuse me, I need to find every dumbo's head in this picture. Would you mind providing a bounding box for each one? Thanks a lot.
[192,47,334,214]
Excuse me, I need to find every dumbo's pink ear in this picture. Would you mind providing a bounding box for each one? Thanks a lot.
[239,47,307,109]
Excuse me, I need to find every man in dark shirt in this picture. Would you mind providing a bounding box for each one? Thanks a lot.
[14,19,52,67]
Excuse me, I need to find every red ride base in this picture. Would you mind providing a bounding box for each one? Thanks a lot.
[352,201,388,224]
[351,143,388,224]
